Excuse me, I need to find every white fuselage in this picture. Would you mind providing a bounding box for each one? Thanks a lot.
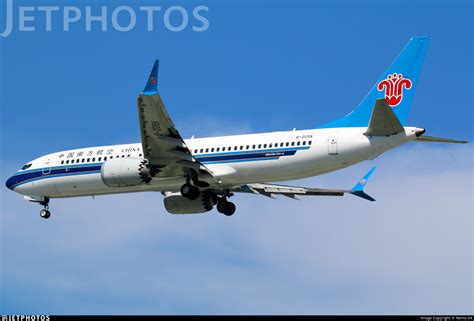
[7,127,420,199]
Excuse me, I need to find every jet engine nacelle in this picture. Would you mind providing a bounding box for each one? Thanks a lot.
[101,157,152,187]
[163,192,217,214]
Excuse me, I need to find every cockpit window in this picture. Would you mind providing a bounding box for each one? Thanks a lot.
[21,163,32,170]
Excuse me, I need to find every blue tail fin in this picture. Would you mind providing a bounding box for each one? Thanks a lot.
[320,36,430,128]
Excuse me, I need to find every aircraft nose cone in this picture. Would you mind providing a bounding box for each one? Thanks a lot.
[5,175,17,190]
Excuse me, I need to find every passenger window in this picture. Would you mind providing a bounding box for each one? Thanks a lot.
[291,142,295,146]
[211,148,215,152]
[86,158,90,162]
[297,141,301,146]
[258,144,261,149]
[234,146,238,151]
[252,145,256,149]
[98,157,102,161]
[200,149,203,153]
[82,159,85,163]
[61,160,64,165]
[263,144,267,148]
[309,141,312,145]
[216,148,220,152]
[280,143,284,147]
[139,153,143,157]
[92,157,96,161]
[66,160,70,164]
[127,155,130,158]
[104,157,107,161]
[246,145,249,150]
[239,146,243,150]
[269,143,273,148]
[302,141,306,145]
[286,142,289,147]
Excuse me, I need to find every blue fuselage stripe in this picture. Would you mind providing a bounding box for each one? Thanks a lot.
[196,149,298,163]
[195,146,309,157]
[8,147,310,188]
[202,157,279,164]
[8,165,102,189]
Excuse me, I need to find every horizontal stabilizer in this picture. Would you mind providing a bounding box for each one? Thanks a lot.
[365,99,404,136]
[415,135,468,144]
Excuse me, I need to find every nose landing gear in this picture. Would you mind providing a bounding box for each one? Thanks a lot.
[40,208,51,219]
[24,196,52,219]
[39,199,51,219]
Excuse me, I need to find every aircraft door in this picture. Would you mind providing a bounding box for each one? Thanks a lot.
[42,157,52,175]
[328,132,339,155]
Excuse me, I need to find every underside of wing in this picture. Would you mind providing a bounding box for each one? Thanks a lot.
[235,183,346,199]
[233,167,377,202]
[137,60,218,187]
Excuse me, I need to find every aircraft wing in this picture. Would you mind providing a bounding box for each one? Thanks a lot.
[234,167,377,201]
[137,60,217,187]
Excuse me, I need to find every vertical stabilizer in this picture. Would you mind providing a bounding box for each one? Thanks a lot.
[320,36,430,128]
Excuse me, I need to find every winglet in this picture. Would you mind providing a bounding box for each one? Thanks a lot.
[143,60,159,95]
[350,167,377,201]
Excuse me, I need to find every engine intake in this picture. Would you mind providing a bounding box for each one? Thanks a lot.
[101,158,152,187]
[164,192,217,214]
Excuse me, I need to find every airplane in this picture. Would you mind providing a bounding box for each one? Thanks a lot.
[5,36,468,219]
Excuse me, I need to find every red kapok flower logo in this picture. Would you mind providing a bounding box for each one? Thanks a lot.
[377,73,412,107]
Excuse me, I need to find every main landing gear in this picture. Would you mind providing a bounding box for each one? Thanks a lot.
[180,183,200,200]
[180,181,237,216]
[216,196,236,216]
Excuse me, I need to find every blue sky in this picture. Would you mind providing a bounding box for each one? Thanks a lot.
[0,0,472,315]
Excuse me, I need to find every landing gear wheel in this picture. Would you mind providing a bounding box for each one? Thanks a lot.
[224,202,236,216]
[217,199,236,216]
[180,183,200,200]
[40,209,51,219]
